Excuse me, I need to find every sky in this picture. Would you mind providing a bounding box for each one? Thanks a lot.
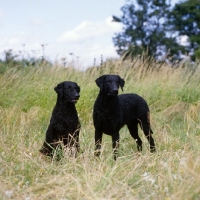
[0,0,179,69]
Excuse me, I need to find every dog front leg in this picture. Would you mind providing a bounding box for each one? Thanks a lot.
[94,130,103,157]
[112,133,119,160]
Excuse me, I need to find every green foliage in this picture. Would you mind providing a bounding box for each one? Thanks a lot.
[0,49,53,75]
[1,59,200,199]
[195,48,200,60]
[113,0,179,60]
[113,0,200,62]
[168,0,200,60]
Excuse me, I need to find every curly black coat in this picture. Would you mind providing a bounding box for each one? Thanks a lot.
[93,74,156,160]
[40,81,81,157]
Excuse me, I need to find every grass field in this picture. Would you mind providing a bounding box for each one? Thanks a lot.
[0,57,200,199]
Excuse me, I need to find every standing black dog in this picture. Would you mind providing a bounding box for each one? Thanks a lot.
[40,81,81,157]
[93,74,156,160]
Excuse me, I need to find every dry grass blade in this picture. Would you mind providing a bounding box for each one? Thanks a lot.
[0,58,200,199]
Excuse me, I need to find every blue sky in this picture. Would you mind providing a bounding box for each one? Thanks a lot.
[0,0,179,69]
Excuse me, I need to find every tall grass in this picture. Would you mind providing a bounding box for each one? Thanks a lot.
[0,58,200,199]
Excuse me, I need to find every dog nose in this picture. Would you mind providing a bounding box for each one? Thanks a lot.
[75,94,80,98]
[112,89,118,95]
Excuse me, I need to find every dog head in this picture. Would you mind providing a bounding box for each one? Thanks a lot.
[54,81,80,103]
[95,74,125,96]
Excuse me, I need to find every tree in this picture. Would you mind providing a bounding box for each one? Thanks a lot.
[3,49,18,64]
[112,0,180,60]
[168,0,200,61]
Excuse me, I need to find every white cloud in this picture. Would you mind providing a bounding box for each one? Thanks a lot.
[89,45,119,63]
[0,35,39,50]
[0,10,3,21]
[0,34,119,69]
[32,18,43,25]
[0,17,122,69]
[57,16,122,44]
[51,41,119,70]
[178,35,189,46]
[0,33,44,60]
[54,17,122,68]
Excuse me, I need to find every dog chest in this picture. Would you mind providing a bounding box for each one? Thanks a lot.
[94,109,122,132]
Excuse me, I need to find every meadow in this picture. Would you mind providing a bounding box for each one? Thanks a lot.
[0,57,200,199]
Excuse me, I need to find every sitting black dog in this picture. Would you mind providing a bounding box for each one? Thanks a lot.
[40,81,81,157]
[93,74,156,160]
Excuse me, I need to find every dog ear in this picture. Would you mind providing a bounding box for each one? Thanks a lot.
[54,82,64,97]
[118,76,125,91]
[95,75,105,91]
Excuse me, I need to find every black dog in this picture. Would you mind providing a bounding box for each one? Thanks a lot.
[93,74,156,160]
[40,81,81,157]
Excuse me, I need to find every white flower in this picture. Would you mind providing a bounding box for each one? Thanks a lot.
[5,190,13,198]
[142,172,155,184]
[180,157,187,166]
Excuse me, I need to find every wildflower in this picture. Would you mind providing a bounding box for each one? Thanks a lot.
[5,190,13,198]
[142,172,155,184]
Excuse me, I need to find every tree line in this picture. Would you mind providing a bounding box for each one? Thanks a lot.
[112,0,200,62]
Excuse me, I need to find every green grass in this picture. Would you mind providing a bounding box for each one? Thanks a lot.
[0,59,200,199]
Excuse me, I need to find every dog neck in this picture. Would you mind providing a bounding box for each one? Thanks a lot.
[56,97,76,108]
[97,92,119,108]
